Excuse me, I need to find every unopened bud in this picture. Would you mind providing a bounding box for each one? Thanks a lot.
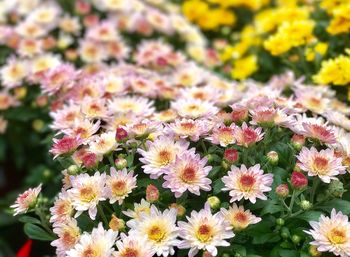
[291,234,301,244]
[224,148,239,163]
[291,171,308,190]
[275,184,289,198]
[300,200,312,210]
[267,151,278,165]
[82,153,98,169]
[109,215,125,232]
[207,196,220,209]
[327,180,346,198]
[146,184,159,203]
[32,119,45,132]
[115,158,127,170]
[67,165,79,175]
[291,134,305,151]
[309,245,322,257]
[169,203,186,217]
[115,127,128,142]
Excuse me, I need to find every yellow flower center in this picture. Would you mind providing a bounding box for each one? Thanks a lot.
[121,248,139,257]
[111,180,127,196]
[238,175,256,192]
[157,150,173,166]
[196,224,213,243]
[147,225,166,242]
[83,246,100,257]
[313,156,329,175]
[181,166,197,183]
[79,186,97,203]
[328,228,346,244]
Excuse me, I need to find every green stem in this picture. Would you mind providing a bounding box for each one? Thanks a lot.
[310,177,320,203]
[108,153,115,167]
[289,190,297,213]
[36,208,55,237]
[200,140,208,154]
[98,204,108,227]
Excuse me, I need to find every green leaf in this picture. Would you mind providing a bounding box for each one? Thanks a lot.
[24,223,55,241]
[18,216,42,225]
[232,244,246,255]
[260,200,284,215]
[295,211,323,222]
[279,250,299,257]
[317,199,350,214]
[213,179,224,195]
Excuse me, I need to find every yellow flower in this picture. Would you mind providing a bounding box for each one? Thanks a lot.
[313,55,350,85]
[327,4,350,35]
[264,33,292,56]
[320,0,346,14]
[305,42,328,61]
[231,55,258,80]
[182,0,209,22]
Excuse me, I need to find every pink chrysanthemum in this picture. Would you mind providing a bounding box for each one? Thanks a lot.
[220,204,261,231]
[222,164,273,203]
[11,184,42,215]
[207,125,236,147]
[163,151,212,198]
[233,122,264,147]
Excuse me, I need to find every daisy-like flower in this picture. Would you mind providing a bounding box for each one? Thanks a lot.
[50,191,74,224]
[138,136,190,179]
[68,172,106,220]
[163,151,212,198]
[106,167,137,204]
[220,204,261,231]
[299,117,336,144]
[222,164,273,203]
[166,118,209,141]
[50,136,82,159]
[305,209,350,257]
[0,57,28,88]
[89,131,118,156]
[178,204,234,257]
[123,199,151,223]
[51,218,81,257]
[113,233,155,257]
[66,223,118,257]
[250,106,276,127]
[108,96,155,117]
[128,206,179,257]
[233,122,264,147]
[125,119,162,139]
[63,119,100,143]
[11,184,42,215]
[297,147,346,183]
[171,99,219,119]
[81,97,108,119]
[207,125,236,147]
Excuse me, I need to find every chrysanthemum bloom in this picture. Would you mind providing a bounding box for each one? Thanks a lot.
[250,106,276,127]
[166,119,208,141]
[50,191,74,224]
[163,151,212,198]
[127,206,179,257]
[66,223,118,257]
[178,204,234,257]
[50,136,82,159]
[220,204,261,231]
[88,131,118,156]
[51,218,81,257]
[63,119,100,143]
[106,167,137,205]
[113,233,155,257]
[171,99,219,119]
[11,184,42,215]
[233,122,264,147]
[207,125,236,147]
[68,172,106,220]
[297,147,346,183]
[81,97,108,119]
[222,164,273,203]
[123,199,151,224]
[108,96,155,117]
[305,209,350,257]
[230,104,248,123]
[301,120,336,144]
[125,119,161,139]
[0,57,28,88]
[146,184,159,203]
[138,136,190,179]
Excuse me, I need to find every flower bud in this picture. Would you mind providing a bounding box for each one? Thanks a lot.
[75,0,91,15]
[67,165,79,175]
[327,180,347,197]
[169,203,186,217]
[293,163,302,172]
[207,196,220,209]
[115,158,127,170]
[291,235,301,244]
[231,105,248,124]
[291,134,305,151]
[300,200,312,210]
[146,184,159,203]
[224,148,239,163]
[32,119,45,132]
[275,184,289,198]
[291,171,308,190]
[109,215,125,232]
[36,95,48,107]
[82,153,98,169]
[115,127,128,142]
[309,245,322,257]
[202,251,213,257]
[276,218,285,226]
[267,151,279,165]
[14,87,27,100]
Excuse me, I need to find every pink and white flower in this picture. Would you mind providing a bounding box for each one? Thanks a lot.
[113,233,155,257]
[222,164,273,203]
[220,204,261,231]
[233,122,264,147]
[11,184,42,215]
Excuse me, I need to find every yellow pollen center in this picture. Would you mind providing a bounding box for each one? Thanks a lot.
[147,225,166,242]
[158,150,172,166]
[79,187,96,203]
[196,224,213,243]
[111,180,127,196]
[313,156,329,174]
[181,166,197,183]
[239,175,256,192]
[121,248,139,257]
[328,228,346,244]
[83,246,100,257]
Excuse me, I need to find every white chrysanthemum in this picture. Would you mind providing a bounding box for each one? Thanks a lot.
[171,99,219,119]
[11,184,42,215]
[50,191,74,224]
[297,147,346,183]
[51,218,81,257]
[66,223,118,257]
[166,118,209,141]
[163,151,212,198]
[106,167,137,204]
[220,204,261,231]
[123,199,152,224]
[222,164,273,203]
[178,204,234,257]
[108,96,155,117]
[207,125,236,147]
[113,233,155,257]
[138,136,190,179]
[128,206,179,257]
[63,118,100,144]
[89,131,118,156]
[0,57,28,88]
[305,209,350,257]
[68,172,106,220]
